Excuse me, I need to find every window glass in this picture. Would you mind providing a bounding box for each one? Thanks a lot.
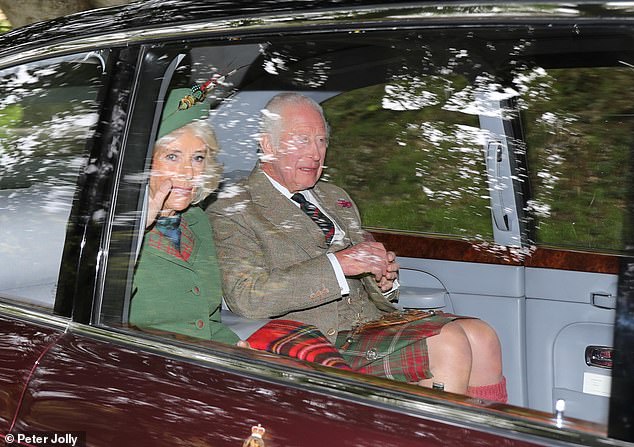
[324,83,491,239]
[228,36,494,241]
[107,32,507,341]
[521,66,634,252]
[0,52,108,310]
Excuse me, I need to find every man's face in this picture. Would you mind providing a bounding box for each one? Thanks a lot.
[261,102,328,192]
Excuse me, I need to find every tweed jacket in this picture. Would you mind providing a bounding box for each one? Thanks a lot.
[209,166,397,342]
[129,206,239,345]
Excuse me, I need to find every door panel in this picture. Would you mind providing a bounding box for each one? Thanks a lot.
[0,312,64,433]
[526,268,617,424]
[376,231,619,423]
[398,255,526,407]
[12,328,546,447]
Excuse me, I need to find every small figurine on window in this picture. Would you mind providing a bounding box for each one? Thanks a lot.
[242,423,266,447]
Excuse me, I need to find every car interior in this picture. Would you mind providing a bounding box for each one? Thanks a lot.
[122,27,631,424]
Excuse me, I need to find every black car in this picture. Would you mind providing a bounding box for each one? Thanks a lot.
[1,1,633,446]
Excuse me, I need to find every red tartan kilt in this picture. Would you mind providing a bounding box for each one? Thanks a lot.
[335,311,465,382]
[247,320,352,370]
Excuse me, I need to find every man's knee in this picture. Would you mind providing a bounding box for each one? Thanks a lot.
[456,319,502,357]
[431,320,473,360]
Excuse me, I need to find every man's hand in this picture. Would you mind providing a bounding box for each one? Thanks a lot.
[335,241,397,285]
[146,179,172,228]
[378,250,399,292]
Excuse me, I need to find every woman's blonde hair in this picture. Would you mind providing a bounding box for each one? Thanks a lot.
[154,119,221,205]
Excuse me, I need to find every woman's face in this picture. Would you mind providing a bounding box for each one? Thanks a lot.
[150,127,208,215]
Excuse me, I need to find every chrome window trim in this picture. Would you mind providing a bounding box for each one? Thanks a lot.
[65,319,614,447]
[0,3,633,70]
[90,45,147,327]
[0,300,70,331]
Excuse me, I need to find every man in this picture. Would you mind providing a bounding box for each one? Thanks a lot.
[209,93,507,401]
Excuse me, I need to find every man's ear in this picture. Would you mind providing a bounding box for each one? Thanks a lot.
[260,133,275,155]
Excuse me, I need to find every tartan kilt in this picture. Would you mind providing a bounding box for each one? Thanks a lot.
[247,320,352,370]
[335,311,465,382]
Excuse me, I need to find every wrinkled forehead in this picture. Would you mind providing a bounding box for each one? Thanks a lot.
[279,103,327,134]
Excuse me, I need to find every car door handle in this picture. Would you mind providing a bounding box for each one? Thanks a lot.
[591,292,616,309]
[397,286,447,309]
[585,345,613,369]
[486,140,510,231]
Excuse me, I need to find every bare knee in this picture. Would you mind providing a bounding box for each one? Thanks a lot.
[423,321,473,392]
[456,319,501,355]
[429,321,473,363]
[454,319,504,384]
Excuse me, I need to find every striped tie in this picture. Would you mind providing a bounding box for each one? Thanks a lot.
[291,192,335,244]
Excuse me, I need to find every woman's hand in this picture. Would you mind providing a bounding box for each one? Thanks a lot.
[146,179,172,228]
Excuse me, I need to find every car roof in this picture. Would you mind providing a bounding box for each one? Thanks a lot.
[0,0,413,48]
[1,0,634,64]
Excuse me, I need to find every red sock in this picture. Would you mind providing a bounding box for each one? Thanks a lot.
[467,377,507,403]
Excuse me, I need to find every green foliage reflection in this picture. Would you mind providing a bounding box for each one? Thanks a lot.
[522,67,634,252]
[324,82,492,240]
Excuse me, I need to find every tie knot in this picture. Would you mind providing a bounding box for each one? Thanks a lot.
[291,192,308,205]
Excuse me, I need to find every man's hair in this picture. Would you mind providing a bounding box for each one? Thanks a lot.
[260,92,330,149]
[154,120,221,204]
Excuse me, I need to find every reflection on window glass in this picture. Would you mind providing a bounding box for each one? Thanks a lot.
[521,67,634,252]
[325,82,492,240]
[0,52,107,310]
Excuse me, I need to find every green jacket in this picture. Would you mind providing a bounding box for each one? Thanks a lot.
[129,206,239,344]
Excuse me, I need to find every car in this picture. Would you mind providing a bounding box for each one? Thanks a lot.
[1,0,634,445]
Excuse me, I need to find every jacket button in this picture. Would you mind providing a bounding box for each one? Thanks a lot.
[365,348,378,361]
[196,319,205,329]
[192,286,200,295]
[327,328,336,336]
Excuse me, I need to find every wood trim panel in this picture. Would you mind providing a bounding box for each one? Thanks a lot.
[370,230,621,275]
[525,246,620,275]
[370,231,523,266]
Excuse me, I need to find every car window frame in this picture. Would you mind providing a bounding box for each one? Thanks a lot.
[84,14,632,447]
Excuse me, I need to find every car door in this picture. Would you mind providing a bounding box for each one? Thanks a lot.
[0,48,114,436]
[3,38,561,447]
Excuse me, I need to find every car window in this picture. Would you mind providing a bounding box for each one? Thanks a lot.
[107,26,625,340]
[103,33,502,338]
[0,52,109,311]
[521,66,634,253]
[324,83,491,240]
[100,23,633,434]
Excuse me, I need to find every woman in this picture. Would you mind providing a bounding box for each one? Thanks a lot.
[129,87,239,344]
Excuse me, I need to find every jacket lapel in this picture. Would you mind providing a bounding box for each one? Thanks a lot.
[145,208,200,269]
[248,168,329,254]
[312,183,363,246]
